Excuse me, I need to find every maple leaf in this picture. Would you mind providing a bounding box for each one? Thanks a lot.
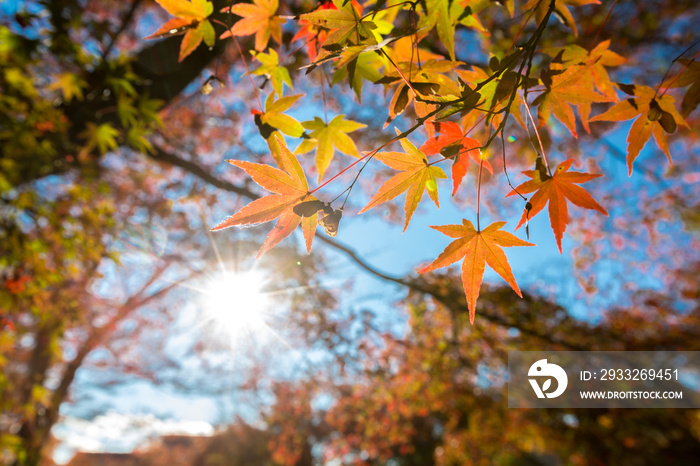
[145,0,215,62]
[544,40,626,101]
[251,49,292,96]
[126,124,155,154]
[79,122,120,156]
[220,0,284,52]
[253,93,305,157]
[359,131,447,232]
[211,137,318,257]
[534,64,612,138]
[47,72,87,103]
[299,0,376,51]
[331,50,384,102]
[589,85,688,174]
[417,0,487,61]
[295,115,366,181]
[542,40,627,132]
[420,120,492,196]
[389,36,444,64]
[420,0,457,60]
[419,220,534,324]
[507,159,608,253]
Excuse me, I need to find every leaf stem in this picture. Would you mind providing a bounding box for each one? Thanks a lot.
[505,6,536,56]
[590,0,618,50]
[522,95,552,177]
[658,48,700,97]
[213,18,263,111]
[476,154,484,232]
[381,49,419,99]
[501,128,527,200]
[310,150,376,195]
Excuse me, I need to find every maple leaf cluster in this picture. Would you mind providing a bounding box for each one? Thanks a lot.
[141,0,696,322]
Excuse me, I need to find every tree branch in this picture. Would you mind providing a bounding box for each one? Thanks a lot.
[38,266,201,452]
[145,146,589,350]
[102,0,143,60]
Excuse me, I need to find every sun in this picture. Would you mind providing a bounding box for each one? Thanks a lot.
[202,270,270,340]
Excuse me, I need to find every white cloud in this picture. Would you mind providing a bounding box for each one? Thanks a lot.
[51,411,214,464]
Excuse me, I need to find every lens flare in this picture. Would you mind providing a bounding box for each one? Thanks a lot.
[203,270,270,340]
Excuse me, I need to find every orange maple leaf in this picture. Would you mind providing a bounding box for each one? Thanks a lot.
[507,159,608,253]
[544,41,627,101]
[534,65,612,138]
[589,85,688,175]
[211,137,317,257]
[419,220,534,324]
[359,131,447,232]
[420,121,492,196]
[145,0,215,62]
[220,0,284,52]
[540,40,626,134]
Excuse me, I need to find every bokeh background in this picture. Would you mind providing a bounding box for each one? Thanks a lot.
[1,0,700,465]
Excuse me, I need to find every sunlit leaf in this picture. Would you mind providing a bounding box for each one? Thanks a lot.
[507,159,608,253]
[419,220,534,323]
[212,137,318,257]
[359,130,447,231]
[295,115,366,181]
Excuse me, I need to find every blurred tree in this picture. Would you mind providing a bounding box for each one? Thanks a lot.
[45,274,700,466]
[246,271,700,466]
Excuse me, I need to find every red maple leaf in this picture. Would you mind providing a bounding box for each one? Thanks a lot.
[420,121,492,196]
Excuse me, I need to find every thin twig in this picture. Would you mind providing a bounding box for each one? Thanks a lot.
[213,18,263,111]
[654,38,700,97]
[501,128,527,200]
[522,96,552,176]
[658,49,700,97]
[590,0,618,50]
[102,0,142,59]
[476,156,484,231]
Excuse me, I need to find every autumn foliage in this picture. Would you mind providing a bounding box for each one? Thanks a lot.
[3,0,700,464]
[141,0,694,321]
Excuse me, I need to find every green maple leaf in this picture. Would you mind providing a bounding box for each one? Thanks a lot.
[295,115,366,181]
[332,51,384,102]
[419,0,485,61]
[79,123,120,155]
[251,49,292,96]
[47,72,87,103]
